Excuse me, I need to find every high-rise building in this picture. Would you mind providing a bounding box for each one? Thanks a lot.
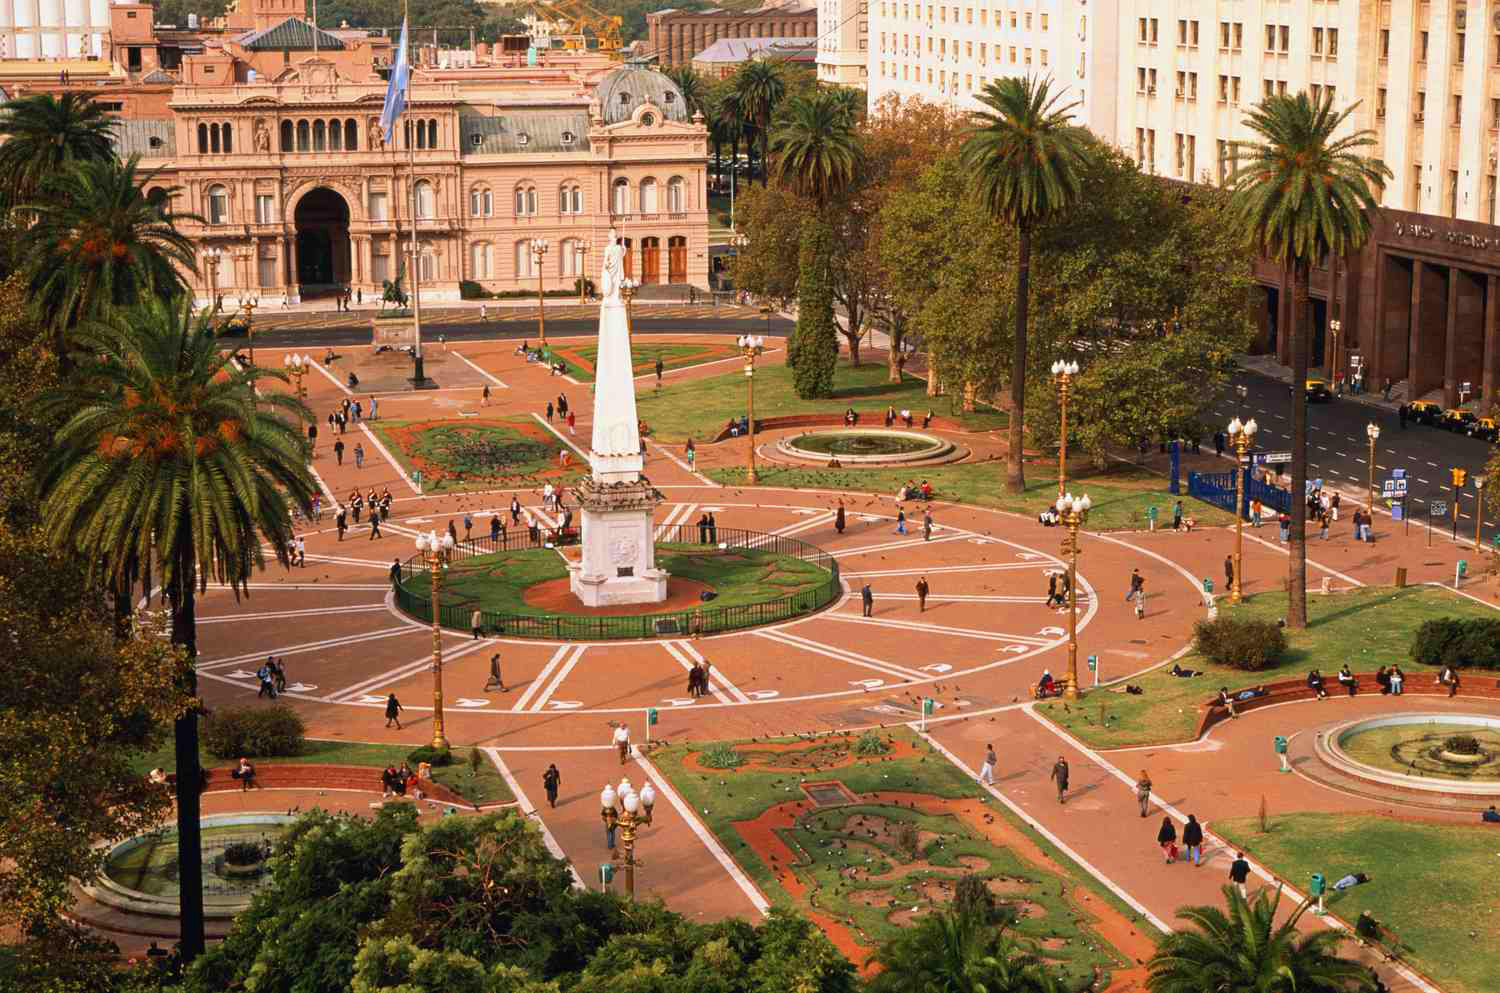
[865,0,1117,141]
[816,0,869,88]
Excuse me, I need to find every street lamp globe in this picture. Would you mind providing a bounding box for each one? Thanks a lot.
[1244,418,1257,436]
[1367,422,1381,442]
[617,775,632,797]
[600,785,616,810]
[622,790,640,814]
[1227,416,1242,436]
[639,782,656,811]
[1050,359,1079,376]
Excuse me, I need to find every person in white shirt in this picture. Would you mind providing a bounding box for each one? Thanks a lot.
[612,724,631,765]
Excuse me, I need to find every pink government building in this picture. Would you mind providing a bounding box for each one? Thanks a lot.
[1,0,711,305]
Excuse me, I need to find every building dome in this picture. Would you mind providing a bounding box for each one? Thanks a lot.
[595,65,691,125]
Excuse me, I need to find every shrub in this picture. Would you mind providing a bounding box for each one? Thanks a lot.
[1192,616,1287,671]
[1443,734,1482,755]
[468,747,484,774]
[458,280,493,300]
[791,219,836,398]
[853,730,891,756]
[202,705,306,759]
[1411,618,1500,669]
[698,742,745,769]
[407,745,453,768]
[222,841,265,867]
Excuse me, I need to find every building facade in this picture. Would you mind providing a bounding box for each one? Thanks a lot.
[645,2,817,69]
[0,0,111,59]
[816,0,869,88]
[1,0,711,306]
[865,0,1117,141]
[693,36,816,79]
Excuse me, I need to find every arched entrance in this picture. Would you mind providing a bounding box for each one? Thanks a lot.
[294,187,351,298]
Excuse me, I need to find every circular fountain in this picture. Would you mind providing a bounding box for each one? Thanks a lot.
[774,429,961,466]
[1311,714,1500,809]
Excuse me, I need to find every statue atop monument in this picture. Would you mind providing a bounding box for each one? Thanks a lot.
[600,228,626,304]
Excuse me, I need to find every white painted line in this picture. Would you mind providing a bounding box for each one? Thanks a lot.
[1239,531,1365,588]
[512,644,572,712]
[661,640,734,705]
[633,750,769,915]
[199,624,419,670]
[757,629,926,683]
[654,502,696,542]
[330,636,496,702]
[309,359,354,395]
[483,749,586,890]
[531,411,589,461]
[675,639,752,704]
[646,438,717,486]
[833,532,966,557]
[771,511,836,538]
[355,423,421,495]
[302,552,394,569]
[821,612,1054,646]
[308,464,339,507]
[453,350,508,388]
[917,730,1171,933]
[196,604,389,625]
[843,560,1056,579]
[529,644,587,711]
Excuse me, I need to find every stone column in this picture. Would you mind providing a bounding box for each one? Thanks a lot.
[1445,266,1460,408]
[1486,274,1499,416]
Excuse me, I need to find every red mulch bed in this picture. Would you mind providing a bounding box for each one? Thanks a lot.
[520,576,714,615]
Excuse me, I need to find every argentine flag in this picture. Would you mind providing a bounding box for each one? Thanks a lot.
[379,18,410,137]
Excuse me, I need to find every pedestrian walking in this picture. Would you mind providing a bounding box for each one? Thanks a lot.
[464,514,473,540]
[915,576,929,612]
[861,582,874,617]
[334,439,345,465]
[1213,431,1225,456]
[1049,756,1070,803]
[894,508,907,534]
[369,395,378,420]
[1278,512,1291,543]
[511,496,522,524]
[1046,572,1062,608]
[835,500,846,534]
[685,438,696,469]
[686,662,702,698]
[485,653,505,691]
[655,356,664,388]
[566,409,576,435]
[490,515,502,542]
[1134,579,1147,620]
[1126,569,1143,602]
[978,744,997,785]
[389,557,401,586]
[369,515,382,540]
[1250,498,1262,527]
[1173,500,1183,531]
[354,443,365,469]
[613,723,631,765]
[706,512,717,543]
[482,384,491,406]
[307,422,318,452]
[1157,816,1178,863]
[385,693,403,729]
[1224,555,1234,591]
[923,509,933,541]
[1182,814,1204,866]
[257,660,276,699]
[471,609,484,639]
[543,763,561,807]
[295,535,306,566]
[337,508,348,540]
[1131,770,1153,817]
[546,401,554,422]
[353,399,363,422]
[1229,852,1251,898]
[272,658,288,694]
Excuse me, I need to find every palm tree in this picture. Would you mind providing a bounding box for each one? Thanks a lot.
[962,76,1090,494]
[868,909,1059,993]
[0,90,117,213]
[735,60,785,185]
[769,91,862,202]
[37,297,316,961]
[21,155,197,359]
[664,65,708,119]
[824,85,864,128]
[709,87,744,192]
[1148,885,1377,993]
[1229,92,1388,629]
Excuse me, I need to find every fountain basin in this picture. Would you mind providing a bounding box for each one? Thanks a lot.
[1316,714,1500,797]
[775,429,956,465]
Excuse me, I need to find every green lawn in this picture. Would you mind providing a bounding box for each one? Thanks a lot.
[128,737,514,807]
[635,362,1008,444]
[651,729,1149,986]
[1039,585,1500,749]
[706,461,1236,534]
[1214,814,1500,993]
[549,342,742,383]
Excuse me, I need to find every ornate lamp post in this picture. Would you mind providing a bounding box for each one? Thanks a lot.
[412,530,455,750]
[621,276,638,332]
[1226,416,1258,604]
[575,239,591,304]
[600,779,656,900]
[203,247,222,313]
[1327,318,1342,381]
[238,293,259,365]
[1055,492,1091,700]
[283,352,311,404]
[1365,423,1380,521]
[739,334,765,484]
[1474,474,1488,546]
[1051,359,1079,496]
[531,238,550,344]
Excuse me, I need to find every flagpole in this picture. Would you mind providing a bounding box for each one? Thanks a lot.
[402,0,426,387]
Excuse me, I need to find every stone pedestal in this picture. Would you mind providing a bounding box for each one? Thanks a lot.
[567,478,667,606]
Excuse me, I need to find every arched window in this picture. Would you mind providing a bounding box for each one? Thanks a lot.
[345,118,358,150]
[426,119,438,149]
[313,120,326,152]
[469,187,492,217]
[667,176,685,213]
[414,180,435,219]
[328,118,341,151]
[419,251,435,282]
[559,183,582,214]
[221,122,232,153]
[560,237,580,277]
[513,185,536,216]
[640,177,659,213]
[197,123,209,154]
[206,184,228,225]
[611,178,629,215]
[296,119,310,152]
[515,240,536,278]
[470,241,492,279]
[280,120,293,151]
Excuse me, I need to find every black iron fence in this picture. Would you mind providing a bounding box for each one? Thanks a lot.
[392,524,841,641]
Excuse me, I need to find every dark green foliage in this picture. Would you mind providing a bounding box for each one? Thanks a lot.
[202,705,306,759]
[407,744,454,767]
[698,742,746,769]
[853,730,891,756]
[1192,617,1288,671]
[221,841,265,867]
[1410,618,1500,669]
[0,91,118,214]
[791,220,837,399]
[1443,734,1482,755]
[458,279,492,299]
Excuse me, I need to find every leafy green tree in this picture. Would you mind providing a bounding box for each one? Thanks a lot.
[734,61,786,185]
[21,156,197,361]
[1229,92,1388,629]
[37,297,315,960]
[0,91,117,215]
[792,218,837,398]
[1147,885,1376,993]
[868,908,1059,993]
[962,76,1089,494]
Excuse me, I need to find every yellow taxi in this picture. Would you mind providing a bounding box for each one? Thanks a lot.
[1305,379,1334,402]
[1407,401,1442,425]
[1469,416,1498,442]
[1440,409,1478,434]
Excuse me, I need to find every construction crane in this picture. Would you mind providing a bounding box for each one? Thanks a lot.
[521,0,625,55]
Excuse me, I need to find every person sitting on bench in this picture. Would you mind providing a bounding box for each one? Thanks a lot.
[1337,665,1358,696]
[231,758,256,791]
[1216,687,1238,717]
[1375,666,1392,694]
[1307,669,1328,699]
[844,407,858,427]
[1037,670,1056,697]
[1236,685,1269,701]
[1437,665,1461,698]
[1482,805,1500,823]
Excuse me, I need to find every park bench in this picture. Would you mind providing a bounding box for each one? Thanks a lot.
[1195,672,1500,738]
[201,764,469,807]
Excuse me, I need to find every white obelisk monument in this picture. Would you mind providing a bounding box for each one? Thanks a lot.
[567,229,668,606]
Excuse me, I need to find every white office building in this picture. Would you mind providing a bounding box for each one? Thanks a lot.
[0,0,111,59]
[817,0,870,88]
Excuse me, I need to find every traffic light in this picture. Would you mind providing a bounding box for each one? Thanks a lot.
[1452,468,1468,488]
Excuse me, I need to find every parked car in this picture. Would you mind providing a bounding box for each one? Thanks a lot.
[1407,401,1442,425]
[1469,416,1498,442]
[1305,378,1334,402]
[1440,409,1478,434]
